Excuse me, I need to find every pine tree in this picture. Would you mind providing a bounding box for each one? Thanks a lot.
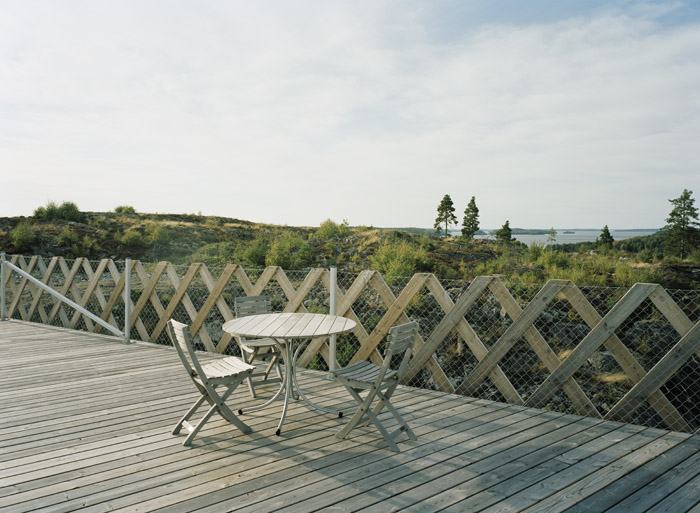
[547,227,556,245]
[495,220,512,244]
[664,189,700,259]
[434,194,457,237]
[461,196,480,240]
[599,225,614,248]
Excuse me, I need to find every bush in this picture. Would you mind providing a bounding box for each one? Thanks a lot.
[266,231,312,269]
[243,235,269,268]
[33,201,60,221]
[317,219,350,241]
[114,205,136,214]
[146,225,169,245]
[33,201,82,222]
[189,242,238,267]
[57,201,82,222]
[11,222,35,251]
[370,239,431,277]
[120,230,147,248]
[57,228,80,246]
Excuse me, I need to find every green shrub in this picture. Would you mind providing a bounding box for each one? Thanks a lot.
[146,225,169,245]
[317,219,350,241]
[189,241,238,267]
[57,201,82,222]
[33,201,82,222]
[370,239,431,277]
[57,228,80,246]
[11,222,35,251]
[114,205,136,214]
[120,230,147,248]
[33,201,60,221]
[243,235,269,268]
[266,231,312,269]
[82,235,99,252]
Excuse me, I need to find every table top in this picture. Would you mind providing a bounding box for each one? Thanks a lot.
[222,312,356,340]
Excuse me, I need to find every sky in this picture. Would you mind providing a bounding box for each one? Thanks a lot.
[1,1,699,230]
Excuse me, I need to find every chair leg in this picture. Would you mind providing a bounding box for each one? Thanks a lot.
[376,389,416,441]
[244,349,258,399]
[176,382,251,446]
[262,352,282,380]
[358,382,397,428]
[336,386,377,440]
[336,384,411,452]
[172,394,207,435]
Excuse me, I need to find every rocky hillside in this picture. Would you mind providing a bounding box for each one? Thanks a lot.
[1,209,698,288]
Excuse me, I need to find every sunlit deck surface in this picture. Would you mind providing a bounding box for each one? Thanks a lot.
[2,321,700,513]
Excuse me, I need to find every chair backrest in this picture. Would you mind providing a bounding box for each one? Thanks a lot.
[384,321,419,379]
[167,319,206,379]
[235,295,271,318]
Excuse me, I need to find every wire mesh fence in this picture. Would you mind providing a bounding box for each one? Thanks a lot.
[3,254,700,433]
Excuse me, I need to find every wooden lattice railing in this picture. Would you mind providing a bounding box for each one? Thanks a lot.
[2,254,700,433]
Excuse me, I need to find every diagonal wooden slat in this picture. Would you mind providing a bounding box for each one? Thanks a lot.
[315,270,377,367]
[406,276,493,381]
[233,266,255,296]
[4,255,23,316]
[164,262,204,340]
[351,273,453,392]
[283,268,324,314]
[150,263,202,344]
[80,257,119,330]
[189,264,238,352]
[412,275,524,404]
[606,320,700,423]
[25,256,59,323]
[650,287,697,340]
[48,258,85,327]
[650,286,700,369]
[250,267,278,296]
[128,261,168,341]
[7,255,39,320]
[297,270,380,369]
[68,259,110,330]
[95,260,126,333]
[561,283,690,432]
[459,280,570,397]
[526,283,659,409]
[471,279,599,417]
[350,273,431,364]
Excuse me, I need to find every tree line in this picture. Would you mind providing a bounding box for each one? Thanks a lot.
[434,189,700,258]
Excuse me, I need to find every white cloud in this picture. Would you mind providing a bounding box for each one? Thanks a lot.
[0,1,698,229]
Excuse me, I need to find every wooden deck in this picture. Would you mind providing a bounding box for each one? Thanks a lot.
[2,321,700,513]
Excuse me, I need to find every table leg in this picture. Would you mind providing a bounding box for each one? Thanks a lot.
[291,339,343,418]
[276,340,294,435]
[238,339,287,415]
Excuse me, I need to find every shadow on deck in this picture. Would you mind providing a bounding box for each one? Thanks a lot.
[1,320,700,513]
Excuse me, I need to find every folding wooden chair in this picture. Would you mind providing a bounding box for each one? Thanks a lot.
[331,321,419,452]
[167,319,255,446]
[233,295,283,398]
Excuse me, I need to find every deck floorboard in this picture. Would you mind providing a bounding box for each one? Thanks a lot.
[2,320,699,512]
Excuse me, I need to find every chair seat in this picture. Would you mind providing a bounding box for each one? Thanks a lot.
[240,336,279,349]
[331,360,397,386]
[203,357,256,381]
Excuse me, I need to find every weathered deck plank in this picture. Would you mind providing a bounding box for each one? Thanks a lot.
[1,320,699,512]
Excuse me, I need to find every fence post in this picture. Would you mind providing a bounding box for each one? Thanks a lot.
[329,266,337,371]
[124,258,131,343]
[1,252,6,321]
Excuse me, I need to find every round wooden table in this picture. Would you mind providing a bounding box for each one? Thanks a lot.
[223,312,356,435]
